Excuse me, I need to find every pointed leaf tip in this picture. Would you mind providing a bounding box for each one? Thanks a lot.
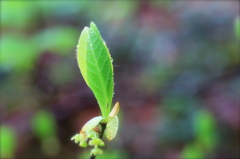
[90,22,95,26]
[109,102,120,118]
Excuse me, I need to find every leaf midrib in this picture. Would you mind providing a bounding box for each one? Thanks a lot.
[87,29,109,115]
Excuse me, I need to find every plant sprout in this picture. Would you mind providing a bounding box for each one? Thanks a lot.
[71,22,120,159]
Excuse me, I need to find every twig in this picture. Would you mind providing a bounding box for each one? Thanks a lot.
[89,123,107,159]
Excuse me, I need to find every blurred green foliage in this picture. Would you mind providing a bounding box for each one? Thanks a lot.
[194,110,218,151]
[180,110,218,158]
[0,125,16,158]
[31,111,60,157]
[32,26,79,55]
[41,136,60,157]
[158,96,200,144]
[0,1,80,73]
[48,60,77,86]
[235,16,240,39]
[1,1,35,29]
[31,110,56,140]
[181,142,204,159]
[0,34,37,72]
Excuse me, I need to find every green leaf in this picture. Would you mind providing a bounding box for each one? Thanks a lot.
[105,116,119,141]
[77,22,114,118]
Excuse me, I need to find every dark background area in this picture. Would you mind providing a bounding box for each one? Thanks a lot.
[0,1,239,159]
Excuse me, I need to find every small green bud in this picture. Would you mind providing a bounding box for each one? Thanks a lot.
[92,131,99,138]
[99,141,105,147]
[89,140,94,146]
[92,137,98,140]
[91,149,97,156]
[87,129,98,139]
[91,148,103,155]
[71,134,80,143]
[87,132,94,138]
[90,138,103,145]
[89,138,105,147]
[96,148,103,155]
[79,141,87,148]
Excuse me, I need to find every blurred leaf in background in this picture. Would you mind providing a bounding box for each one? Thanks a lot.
[31,110,60,157]
[181,142,204,159]
[32,26,79,55]
[181,110,219,159]
[158,95,200,145]
[0,125,17,158]
[194,109,218,152]
[31,110,56,140]
[235,16,240,39]
[0,34,38,72]
[1,1,36,29]
[36,1,86,18]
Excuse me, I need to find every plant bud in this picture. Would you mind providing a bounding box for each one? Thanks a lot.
[80,141,87,148]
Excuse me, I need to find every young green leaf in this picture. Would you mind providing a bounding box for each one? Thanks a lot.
[77,22,114,118]
[105,116,119,141]
[81,116,103,133]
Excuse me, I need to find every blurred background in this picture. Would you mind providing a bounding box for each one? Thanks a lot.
[0,1,239,159]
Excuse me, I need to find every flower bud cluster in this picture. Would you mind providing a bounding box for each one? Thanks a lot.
[71,127,105,156]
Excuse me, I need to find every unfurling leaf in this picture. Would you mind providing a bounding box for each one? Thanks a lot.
[76,22,114,118]
[81,116,103,133]
[105,116,119,141]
